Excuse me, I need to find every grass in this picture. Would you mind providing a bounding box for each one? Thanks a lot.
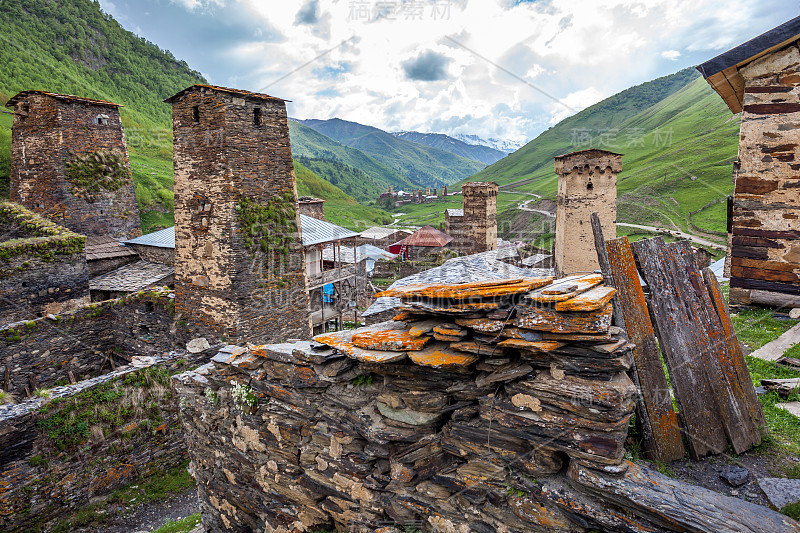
[152,513,202,533]
[0,389,15,404]
[110,459,194,507]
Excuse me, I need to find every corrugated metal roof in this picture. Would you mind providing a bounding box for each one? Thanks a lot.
[126,215,357,250]
[394,226,453,248]
[360,226,411,240]
[446,209,464,217]
[322,244,397,264]
[125,227,175,249]
[300,214,359,246]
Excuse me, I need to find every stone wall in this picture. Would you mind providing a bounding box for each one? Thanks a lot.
[169,86,312,344]
[446,182,498,256]
[127,243,175,266]
[0,202,89,324]
[554,150,620,277]
[0,350,211,532]
[298,197,325,220]
[7,92,141,240]
[0,288,207,396]
[728,43,800,304]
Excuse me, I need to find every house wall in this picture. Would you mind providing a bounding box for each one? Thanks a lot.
[127,244,175,266]
[170,87,312,344]
[554,150,620,277]
[8,93,140,240]
[728,44,800,304]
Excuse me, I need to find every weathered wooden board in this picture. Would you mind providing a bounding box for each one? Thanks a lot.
[569,461,800,533]
[762,377,800,397]
[630,237,728,459]
[554,285,617,312]
[606,237,684,462]
[524,274,604,303]
[514,304,613,334]
[702,268,767,437]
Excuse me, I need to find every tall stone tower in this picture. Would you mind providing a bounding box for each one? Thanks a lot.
[446,182,498,255]
[5,91,140,239]
[166,85,312,343]
[554,149,621,277]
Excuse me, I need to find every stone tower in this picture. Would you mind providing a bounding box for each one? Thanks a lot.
[166,84,312,343]
[446,182,498,255]
[5,91,140,239]
[554,149,621,277]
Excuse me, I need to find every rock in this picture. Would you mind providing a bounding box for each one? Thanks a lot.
[790,308,800,319]
[720,465,749,487]
[186,337,211,353]
[376,402,443,426]
[757,477,800,509]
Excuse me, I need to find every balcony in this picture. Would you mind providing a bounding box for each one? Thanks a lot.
[306,264,357,290]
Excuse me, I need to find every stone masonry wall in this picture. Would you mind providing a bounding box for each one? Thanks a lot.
[728,43,800,303]
[0,289,207,396]
[170,86,312,344]
[127,243,176,266]
[554,150,620,277]
[8,93,141,240]
[0,350,212,532]
[1,202,89,324]
[446,183,498,256]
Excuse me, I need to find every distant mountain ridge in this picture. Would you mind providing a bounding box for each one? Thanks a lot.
[391,131,507,165]
[452,134,525,154]
[296,117,485,188]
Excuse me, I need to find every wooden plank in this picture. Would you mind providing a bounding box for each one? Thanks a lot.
[555,286,617,312]
[750,323,800,361]
[606,237,684,462]
[569,461,800,533]
[513,304,613,334]
[524,274,603,303]
[731,277,800,294]
[590,212,624,328]
[702,268,767,438]
[731,265,800,283]
[731,257,800,272]
[750,289,800,307]
[630,237,728,459]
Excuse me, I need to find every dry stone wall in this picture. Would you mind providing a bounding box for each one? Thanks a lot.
[0,288,207,396]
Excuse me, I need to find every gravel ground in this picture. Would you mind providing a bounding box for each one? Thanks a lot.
[101,486,200,533]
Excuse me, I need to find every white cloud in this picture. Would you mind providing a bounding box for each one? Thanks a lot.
[661,49,681,60]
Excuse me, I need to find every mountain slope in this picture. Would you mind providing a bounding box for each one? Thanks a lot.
[0,0,205,226]
[288,120,418,198]
[452,134,525,154]
[464,68,738,240]
[392,131,506,165]
[298,118,486,187]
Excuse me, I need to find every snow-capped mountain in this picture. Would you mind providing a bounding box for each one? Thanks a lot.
[451,134,526,154]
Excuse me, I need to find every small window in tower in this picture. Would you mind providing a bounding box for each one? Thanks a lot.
[587,181,594,191]
[254,107,262,127]
[192,106,200,123]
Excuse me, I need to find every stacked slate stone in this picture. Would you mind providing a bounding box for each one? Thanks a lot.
[173,275,642,532]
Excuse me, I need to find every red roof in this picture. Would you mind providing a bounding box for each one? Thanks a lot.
[393,226,453,248]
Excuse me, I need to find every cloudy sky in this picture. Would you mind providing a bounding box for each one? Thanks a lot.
[99,0,798,143]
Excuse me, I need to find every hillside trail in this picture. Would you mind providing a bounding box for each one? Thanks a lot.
[518,198,555,217]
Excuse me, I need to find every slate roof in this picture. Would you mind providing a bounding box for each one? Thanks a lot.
[85,236,138,261]
[300,214,359,246]
[90,261,174,293]
[164,84,289,104]
[360,227,412,240]
[363,248,552,316]
[393,226,453,248]
[6,91,123,108]
[322,244,397,264]
[125,227,176,249]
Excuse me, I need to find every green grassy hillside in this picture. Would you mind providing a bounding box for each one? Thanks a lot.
[298,118,486,188]
[395,68,738,244]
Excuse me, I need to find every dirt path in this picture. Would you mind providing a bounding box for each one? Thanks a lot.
[518,198,555,217]
[103,487,200,533]
[617,222,726,250]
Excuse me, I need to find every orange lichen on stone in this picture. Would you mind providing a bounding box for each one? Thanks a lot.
[433,323,466,336]
[351,329,430,351]
[454,318,505,333]
[555,285,617,312]
[449,341,503,357]
[497,339,564,352]
[514,303,613,334]
[392,311,412,321]
[526,274,604,303]
[409,343,479,368]
[376,277,554,300]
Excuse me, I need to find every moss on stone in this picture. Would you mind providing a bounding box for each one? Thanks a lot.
[65,150,130,203]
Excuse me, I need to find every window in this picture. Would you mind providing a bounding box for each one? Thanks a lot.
[587,180,594,191]
[253,107,262,127]
[192,105,200,123]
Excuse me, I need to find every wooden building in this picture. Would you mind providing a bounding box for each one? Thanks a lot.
[698,16,800,306]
